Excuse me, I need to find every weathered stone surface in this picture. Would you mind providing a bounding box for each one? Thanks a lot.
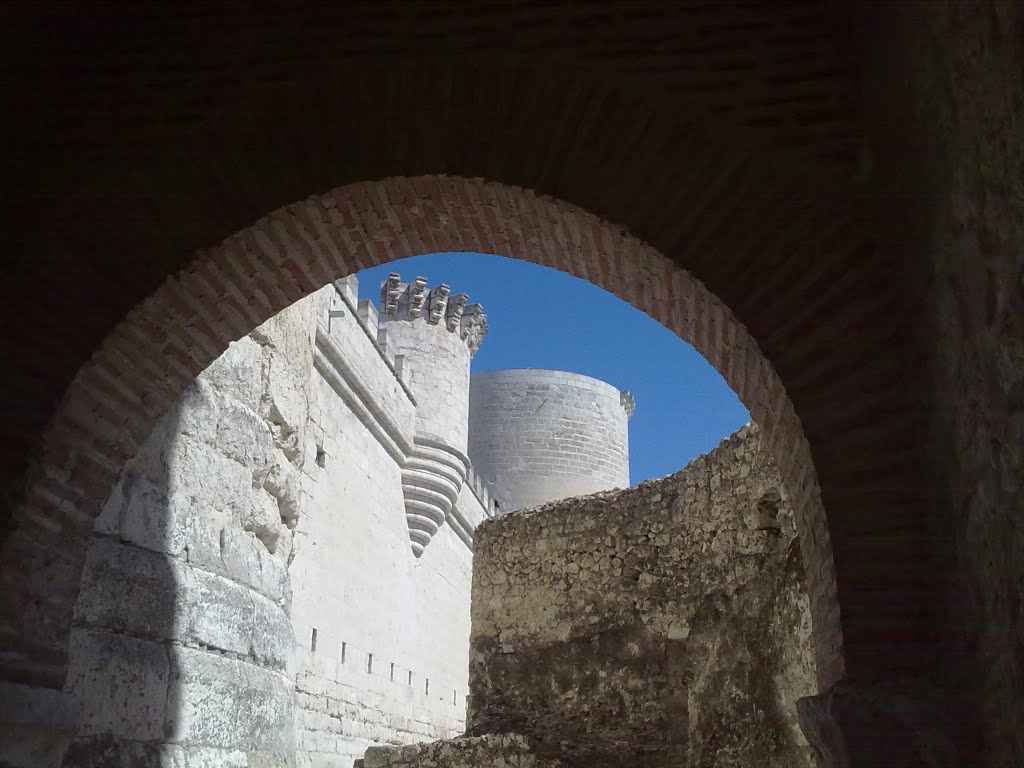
[179,566,256,658]
[216,397,274,478]
[65,629,169,741]
[468,425,815,768]
[166,646,296,753]
[64,736,303,768]
[250,590,296,671]
[264,449,302,527]
[170,434,253,523]
[362,733,565,768]
[218,523,292,606]
[245,488,284,552]
[63,735,166,768]
[169,379,222,447]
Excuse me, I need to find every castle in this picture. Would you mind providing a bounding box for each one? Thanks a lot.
[64,274,649,766]
[5,8,1020,766]
[60,271,816,767]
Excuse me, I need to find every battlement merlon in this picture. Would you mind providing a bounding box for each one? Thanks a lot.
[379,273,489,356]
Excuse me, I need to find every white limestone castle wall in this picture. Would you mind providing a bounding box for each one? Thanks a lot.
[293,277,481,766]
[65,275,486,767]
[468,369,633,511]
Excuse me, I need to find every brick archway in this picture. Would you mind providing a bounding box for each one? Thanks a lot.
[3,24,934,718]
[10,175,843,692]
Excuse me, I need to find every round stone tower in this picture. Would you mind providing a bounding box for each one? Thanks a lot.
[379,273,488,556]
[468,369,634,512]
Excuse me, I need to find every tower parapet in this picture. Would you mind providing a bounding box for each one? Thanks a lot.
[380,273,488,353]
[379,273,487,556]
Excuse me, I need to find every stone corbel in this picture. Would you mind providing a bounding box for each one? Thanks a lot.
[428,284,450,325]
[382,272,402,315]
[460,304,488,354]
[408,276,428,318]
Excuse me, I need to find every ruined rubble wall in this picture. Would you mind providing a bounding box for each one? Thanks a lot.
[467,424,815,768]
[361,733,564,768]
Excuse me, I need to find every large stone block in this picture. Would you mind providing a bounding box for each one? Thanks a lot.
[63,735,165,768]
[250,590,295,671]
[170,378,222,446]
[113,472,194,557]
[64,736,304,767]
[170,434,252,522]
[66,629,170,741]
[75,536,291,668]
[76,537,181,639]
[216,397,274,480]
[362,733,564,768]
[219,523,291,606]
[179,565,255,658]
[264,449,302,527]
[166,646,296,754]
[244,487,284,552]
[202,336,265,411]
[263,348,309,461]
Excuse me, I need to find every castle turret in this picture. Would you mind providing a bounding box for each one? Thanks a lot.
[468,369,633,512]
[379,273,488,556]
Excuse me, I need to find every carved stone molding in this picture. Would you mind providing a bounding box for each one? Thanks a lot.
[401,437,469,557]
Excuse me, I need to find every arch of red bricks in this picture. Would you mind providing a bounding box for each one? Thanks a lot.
[14,175,843,689]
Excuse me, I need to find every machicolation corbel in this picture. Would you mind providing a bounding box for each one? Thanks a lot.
[446,293,468,332]
[460,304,488,353]
[382,272,402,315]
[408,276,428,318]
[620,390,636,418]
[428,284,450,325]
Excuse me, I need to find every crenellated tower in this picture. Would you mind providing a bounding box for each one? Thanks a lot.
[379,273,488,556]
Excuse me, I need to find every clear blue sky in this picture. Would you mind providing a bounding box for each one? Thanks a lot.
[357,253,749,484]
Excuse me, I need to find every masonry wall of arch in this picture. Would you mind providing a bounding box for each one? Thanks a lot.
[3,6,1022,766]
[6,176,843,696]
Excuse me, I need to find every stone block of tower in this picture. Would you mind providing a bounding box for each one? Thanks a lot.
[379,273,488,556]
[468,369,633,512]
